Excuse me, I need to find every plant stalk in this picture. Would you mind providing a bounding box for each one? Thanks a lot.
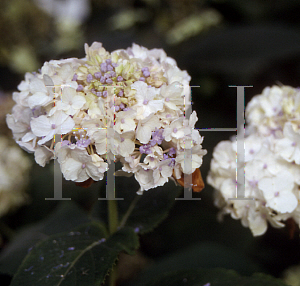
[108,199,118,286]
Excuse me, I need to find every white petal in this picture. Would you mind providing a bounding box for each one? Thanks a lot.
[34,147,53,167]
[31,115,51,137]
[61,158,82,181]
[28,92,51,108]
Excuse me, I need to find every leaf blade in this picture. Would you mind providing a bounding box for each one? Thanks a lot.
[10,222,139,286]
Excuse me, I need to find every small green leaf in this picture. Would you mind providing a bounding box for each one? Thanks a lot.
[133,268,288,286]
[10,223,139,286]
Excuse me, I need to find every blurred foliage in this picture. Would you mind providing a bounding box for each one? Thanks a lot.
[0,0,53,73]
[0,0,85,75]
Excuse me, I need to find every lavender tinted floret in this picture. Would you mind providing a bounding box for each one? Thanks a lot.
[168,147,176,156]
[72,74,78,81]
[106,78,113,84]
[150,128,164,146]
[76,85,83,91]
[94,72,102,79]
[87,74,93,83]
[139,144,152,154]
[76,138,91,148]
[100,63,107,73]
[107,64,113,71]
[100,76,106,84]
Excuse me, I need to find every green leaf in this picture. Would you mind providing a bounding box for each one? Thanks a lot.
[133,241,261,282]
[0,201,91,276]
[10,223,139,286]
[95,175,182,234]
[133,268,288,286]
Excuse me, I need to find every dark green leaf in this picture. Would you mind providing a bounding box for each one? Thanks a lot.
[95,174,182,234]
[133,241,261,282]
[0,201,91,276]
[133,268,288,286]
[10,223,139,286]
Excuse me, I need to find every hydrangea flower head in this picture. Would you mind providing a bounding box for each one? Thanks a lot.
[208,85,300,236]
[7,42,206,193]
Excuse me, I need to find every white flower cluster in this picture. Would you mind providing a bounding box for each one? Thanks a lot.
[7,42,206,193]
[207,85,300,236]
[0,136,31,217]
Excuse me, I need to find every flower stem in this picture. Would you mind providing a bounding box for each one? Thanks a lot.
[108,199,118,235]
[119,195,141,228]
[108,199,118,286]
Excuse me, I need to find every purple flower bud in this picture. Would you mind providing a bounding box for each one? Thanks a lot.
[139,77,145,81]
[96,92,103,97]
[87,74,93,83]
[110,71,116,78]
[103,91,108,97]
[143,70,150,77]
[173,128,178,133]
[118,90,124,97]
[61,140,70,146]
[139,144,152,154]
[168,147,176,156]
[72,74,78,81]
[111,62,118,68]
[107,64,113,71]
[76,85,84,91]
[100,63,107,73]
[120,103,125,109]
[143,99,148,105]
[168,158,175,167]
[104,72,111,79]
[106,78,113,84]
[141,67,149,72]
[163,154,169,160]
[94,72,102,79]
[117,76,123,81]
[115,105,120,111]
[100,76,106,84]
[106,59,112,65]
[150,128,164,146]
[77,139,91,148]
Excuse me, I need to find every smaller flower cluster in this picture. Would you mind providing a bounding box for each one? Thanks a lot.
[208,85,300,236]
[7,42,207,193]
[0,136,31,217]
